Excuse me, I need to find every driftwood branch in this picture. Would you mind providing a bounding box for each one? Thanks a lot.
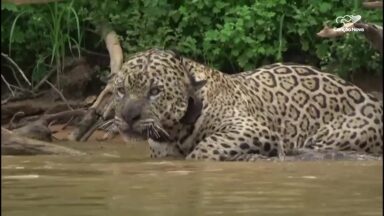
[45,80,73,110]
[89,25,122,110]
[90,84,113,109]
[70,24,123,141]
[68,108,99,141]
[101,24,123,75]
[7,111,25,130]
[1,127,85,156]
[10,109,86,142]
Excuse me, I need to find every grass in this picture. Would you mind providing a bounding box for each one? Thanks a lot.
[9,11,26,56]
[7,0,83,90]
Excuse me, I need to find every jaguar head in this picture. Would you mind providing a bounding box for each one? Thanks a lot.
[113,49,206,142]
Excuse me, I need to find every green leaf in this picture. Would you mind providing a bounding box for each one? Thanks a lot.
[256,34,266,41]
[10,29,25,44]
[316,43,330,58]
[258,47,265,54]
[255,19,264,25]
[297,28,305,36]
[319,3,332,13]
[301,40,309,51]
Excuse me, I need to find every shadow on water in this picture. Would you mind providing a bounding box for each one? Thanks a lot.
[2,140,382,216]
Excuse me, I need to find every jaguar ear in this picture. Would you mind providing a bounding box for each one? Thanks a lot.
[180,96,203,125]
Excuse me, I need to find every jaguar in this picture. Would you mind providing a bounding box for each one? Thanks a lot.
[112,49,382,161]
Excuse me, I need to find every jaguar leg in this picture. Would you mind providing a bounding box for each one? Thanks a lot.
[186,125,279,161]
[304,115,382,156]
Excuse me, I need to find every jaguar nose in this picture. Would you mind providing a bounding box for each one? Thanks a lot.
[121,99,143,126]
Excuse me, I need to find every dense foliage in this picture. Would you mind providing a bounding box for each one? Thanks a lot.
[1,0,382,84]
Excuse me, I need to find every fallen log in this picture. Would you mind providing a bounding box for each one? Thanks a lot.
[1,128,85,156]
[10,109,86,142]
[1,98,89,125]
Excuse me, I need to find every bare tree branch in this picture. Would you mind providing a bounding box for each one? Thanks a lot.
[101,25,123,75]
[45,80,73,110]
[1,74,16,97]
[1,53,31,86]
[70,23,124,142]
[3,64,23,88]
[316,22,355,38]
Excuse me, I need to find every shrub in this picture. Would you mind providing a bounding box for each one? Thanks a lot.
[2,0,84,87]
[1,0,382,83]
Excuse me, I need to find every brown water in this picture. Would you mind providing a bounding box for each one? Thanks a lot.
[2,141,383,216]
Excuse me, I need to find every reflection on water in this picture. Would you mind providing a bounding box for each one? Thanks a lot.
[2,141,383,216]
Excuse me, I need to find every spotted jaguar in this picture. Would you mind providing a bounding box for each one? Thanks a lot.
[112,49,382,161]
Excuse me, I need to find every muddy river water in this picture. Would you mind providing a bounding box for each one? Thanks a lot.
[2,140,382,216]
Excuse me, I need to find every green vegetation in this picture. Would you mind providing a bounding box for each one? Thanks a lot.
[2,1,83,88]
[1,0,382,85]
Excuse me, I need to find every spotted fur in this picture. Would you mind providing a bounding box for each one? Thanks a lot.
[112,49,383,161]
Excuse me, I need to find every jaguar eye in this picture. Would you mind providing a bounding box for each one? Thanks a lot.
[149,86,161,96]
[116,87,125,98]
